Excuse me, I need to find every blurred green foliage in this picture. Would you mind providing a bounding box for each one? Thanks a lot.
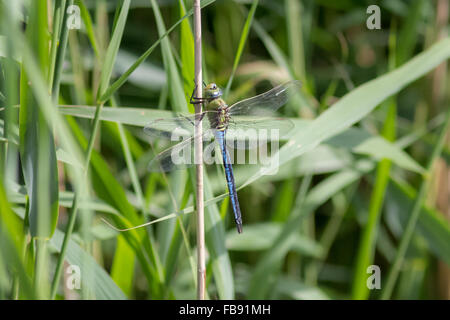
[0,0,449,300]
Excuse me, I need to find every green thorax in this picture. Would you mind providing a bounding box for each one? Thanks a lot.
[206,97,229,131]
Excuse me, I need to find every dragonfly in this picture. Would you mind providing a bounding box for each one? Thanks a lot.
[144,80,301,233]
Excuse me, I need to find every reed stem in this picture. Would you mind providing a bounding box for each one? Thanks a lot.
[193,0,205,300]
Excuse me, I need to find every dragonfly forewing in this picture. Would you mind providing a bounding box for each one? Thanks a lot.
[225,117,294,149]
[143,111,217,140]
[228,80,301,116]
[147,129,218,172]
[145,80,300,171]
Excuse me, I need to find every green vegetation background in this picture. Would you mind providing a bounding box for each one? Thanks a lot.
[0,0,449,300]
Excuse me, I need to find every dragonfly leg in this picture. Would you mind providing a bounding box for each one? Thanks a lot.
[190,83,207,105]
[182,112,206,126]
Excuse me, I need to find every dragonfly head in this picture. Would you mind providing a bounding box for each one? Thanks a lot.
[204,83,222,100]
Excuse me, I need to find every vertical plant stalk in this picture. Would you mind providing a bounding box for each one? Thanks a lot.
[352,24,397,299]
[352,100,396,299]
[381,107,450,299]
[193,0,205,300]
[52,0,73,100]
[47,0,77,299]
[50,102,104,299]
[48,0,66,90]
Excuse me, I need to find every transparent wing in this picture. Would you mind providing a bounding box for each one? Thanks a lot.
[147,129,220,172]
[148,135,196,172]
[148,120,293,171]
[228,80,301,116]
[143,111,218,140]
[229,116,294,137]
[225,117,294,150]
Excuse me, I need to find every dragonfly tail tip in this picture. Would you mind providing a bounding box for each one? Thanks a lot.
[236,223,243,234]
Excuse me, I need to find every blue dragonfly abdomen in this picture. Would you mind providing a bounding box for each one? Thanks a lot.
[214,130,243,233]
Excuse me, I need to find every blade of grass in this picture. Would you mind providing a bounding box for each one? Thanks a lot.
[163,185,198,293]
[202,174,234,299]
[79,3,160,296]
[223,0,259,97]
[68,29,88,105]
[51,0,73,101]
[148,0,190,275]
[275,277,331,300]
[3,1,86,208]
[19,0,58,240]
[381,107,450,299]
[351,101,395,299]
[396,0,425,66]
[97,0,130,98]
[251,17,313,112]
[57,106,425,174]
[238,38,450,189]
[179,0,195,108]
[352,23,398,299]
[110,97,150,215]
[18,0,57,298]
[76,0,101,59]
[110,234,135,297]
[0,26,20,188]
[2,2,91,299]
[47,0,67,90]
[51,0,132,299]
[285,0,305,80]
[148,0,195,299]
[157,171,187,270]
[0,181,34,299]
[98,0,216,105]
[307,190,355,285]
[66,116,164,296]
[149,0,186,112]
[247,172,315,298]
[226,222,323,258]
[387,177,450,265]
